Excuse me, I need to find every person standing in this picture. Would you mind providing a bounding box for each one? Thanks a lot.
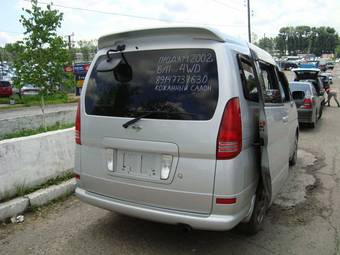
[326,87,340,107]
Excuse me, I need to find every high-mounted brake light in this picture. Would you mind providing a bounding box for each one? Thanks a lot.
[216,97,242,160]
[301,98,313,109]
[75,102,81,145]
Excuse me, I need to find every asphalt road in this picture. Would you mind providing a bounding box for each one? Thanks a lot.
[1,66,340,255]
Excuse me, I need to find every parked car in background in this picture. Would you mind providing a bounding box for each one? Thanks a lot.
[292,68,325,108]
[20,84,40,96]
[299,62,318,69]
[290,81,322,128]
[326,61,335,70]
[75,27,299,234]
[320,72,333,84]
[0,80,13,97]
[281,61,298,70]
[319,73,331,89]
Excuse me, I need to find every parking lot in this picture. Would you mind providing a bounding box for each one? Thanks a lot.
[1,65,339,255]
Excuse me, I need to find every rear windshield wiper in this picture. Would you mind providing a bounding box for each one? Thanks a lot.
[122,111,197,128]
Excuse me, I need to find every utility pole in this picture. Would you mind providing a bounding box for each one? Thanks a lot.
[68,35,72,49]
[247,0,251,43]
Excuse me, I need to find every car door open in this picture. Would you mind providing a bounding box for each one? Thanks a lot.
[250,51,290,206]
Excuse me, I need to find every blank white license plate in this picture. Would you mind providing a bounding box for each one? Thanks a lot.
[116,150,162,178]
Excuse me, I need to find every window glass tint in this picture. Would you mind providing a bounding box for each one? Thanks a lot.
[292,91,305,100]
[239,58,258,102]
[0,81,11,87]
[259,62,282,104]
[85,49,218,120]
[289,83,310,92]
[277,70,290,102]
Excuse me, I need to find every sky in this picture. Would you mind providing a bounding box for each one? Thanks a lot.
[0,0,340,46]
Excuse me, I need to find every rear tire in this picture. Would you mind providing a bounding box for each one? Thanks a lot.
[289,134,298,166]
[242,183,267,235]
[318,106,323,119]
[310,112,317,128]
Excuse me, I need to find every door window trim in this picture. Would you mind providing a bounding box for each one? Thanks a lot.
[275,68,292,103]
[257,60,284,107]
[237,54,259,103]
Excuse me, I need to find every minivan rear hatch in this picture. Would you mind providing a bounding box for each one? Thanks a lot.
[81,48,220,214]
[292,68,319,80]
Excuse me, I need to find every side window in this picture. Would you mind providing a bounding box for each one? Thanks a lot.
[277,69,291,102]
[259,62,283,104]
[238,57,259,102]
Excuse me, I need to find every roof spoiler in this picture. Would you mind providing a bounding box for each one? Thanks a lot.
[98,27,226,50]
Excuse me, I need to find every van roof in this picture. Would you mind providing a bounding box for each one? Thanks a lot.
[98,26,246,48]
[97,26,276,65]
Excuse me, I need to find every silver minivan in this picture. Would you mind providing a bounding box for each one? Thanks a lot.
[75,27,299,234]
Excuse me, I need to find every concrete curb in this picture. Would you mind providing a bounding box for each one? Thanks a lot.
[0,128,75,199]
[0,178,76,222]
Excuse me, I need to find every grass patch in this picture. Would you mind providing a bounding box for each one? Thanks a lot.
[29,193,72,213]
[0,171,75,203]
[0,122,74,141]
[0,93,79,110]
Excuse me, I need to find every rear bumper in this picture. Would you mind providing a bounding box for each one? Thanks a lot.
[297,109,314,123]
[76,187,250,231]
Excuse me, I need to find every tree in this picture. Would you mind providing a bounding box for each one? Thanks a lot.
[256,36,275,54]
[274,26,339,57]
[13,0,71,130]
[77,40,97,62]
[335,45,340,58]
[1,42,24,62]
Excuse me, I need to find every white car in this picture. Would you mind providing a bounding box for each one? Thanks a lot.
[20,84,40,96]
[74,27,299,234]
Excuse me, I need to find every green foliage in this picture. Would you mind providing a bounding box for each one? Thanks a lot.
[256,37,275,54]
[274,26,339,56]
[13,0,72,93]
[0,171,75,203]
[0,121,74,141]
[0,42,24,62]
[19,92,68,106]
[0,93,79,111]
[335,45,340,58]
[77,40,97,61]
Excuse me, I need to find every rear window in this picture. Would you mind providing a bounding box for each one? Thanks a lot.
[294,71,318,81]
[85,49,218,120]
[0,81,11,87]
[289,83,310,92]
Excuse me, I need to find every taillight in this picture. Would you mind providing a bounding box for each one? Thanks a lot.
[75,102,81,145]
[216,97,242,160]
[301,98,313,109]
[216,197,237,204]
